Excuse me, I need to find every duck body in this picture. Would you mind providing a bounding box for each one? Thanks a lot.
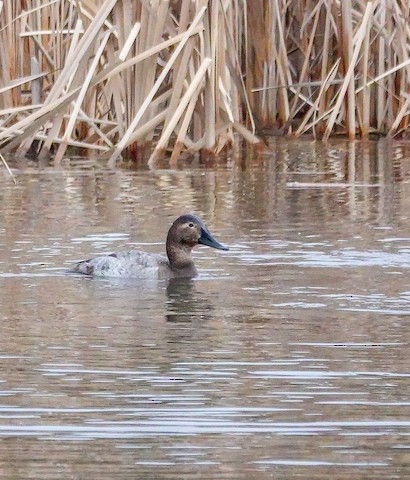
[71,214,228,279]
[73,251,197,279]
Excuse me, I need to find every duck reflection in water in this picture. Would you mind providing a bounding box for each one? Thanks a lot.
[71,214,228,279]
[166,278,214,323]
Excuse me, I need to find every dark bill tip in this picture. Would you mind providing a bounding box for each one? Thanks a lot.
[199,227,229,251]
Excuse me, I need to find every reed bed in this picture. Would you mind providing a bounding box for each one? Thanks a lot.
[0,0,410,165]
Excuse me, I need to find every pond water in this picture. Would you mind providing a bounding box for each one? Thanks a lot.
[0,138,410,478]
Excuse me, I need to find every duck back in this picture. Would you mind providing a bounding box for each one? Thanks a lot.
[73,251,170,279]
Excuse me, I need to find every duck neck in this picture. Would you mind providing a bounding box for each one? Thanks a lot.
[166,241,195,270]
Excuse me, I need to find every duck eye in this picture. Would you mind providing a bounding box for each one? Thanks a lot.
[188,222,194,228]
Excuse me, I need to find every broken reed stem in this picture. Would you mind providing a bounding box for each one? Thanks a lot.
[0,153,17,184]
[2,0,410,165]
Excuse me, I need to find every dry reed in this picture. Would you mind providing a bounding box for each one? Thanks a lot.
[1,1,410,165]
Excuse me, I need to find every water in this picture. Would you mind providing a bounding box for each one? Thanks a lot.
[0,138,410,478]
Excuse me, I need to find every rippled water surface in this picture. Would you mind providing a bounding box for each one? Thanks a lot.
[1,139,410,478]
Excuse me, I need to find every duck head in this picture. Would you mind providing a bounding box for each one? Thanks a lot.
[166,214,229,269]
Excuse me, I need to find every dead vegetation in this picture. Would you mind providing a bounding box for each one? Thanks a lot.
[0,1,410,165]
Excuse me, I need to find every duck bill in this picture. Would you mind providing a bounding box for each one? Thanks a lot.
[199,227,229,251]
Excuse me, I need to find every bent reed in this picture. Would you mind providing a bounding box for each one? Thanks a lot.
[0,0,409,165]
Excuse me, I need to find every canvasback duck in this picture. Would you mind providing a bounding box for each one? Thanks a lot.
[71,214,228,279]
